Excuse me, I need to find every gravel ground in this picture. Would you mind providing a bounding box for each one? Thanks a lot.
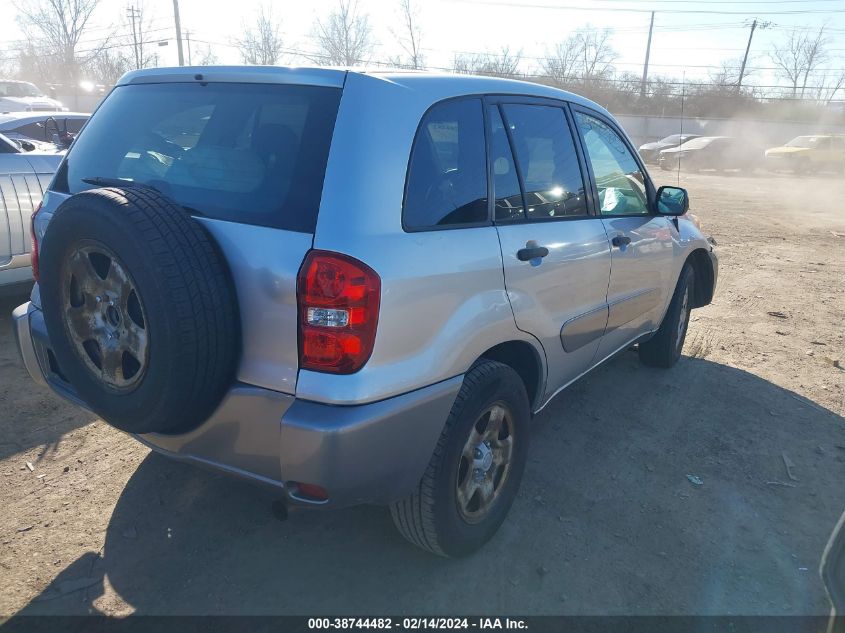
[0,170,843,616]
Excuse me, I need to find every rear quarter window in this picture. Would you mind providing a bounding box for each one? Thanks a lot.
[56,82,341,233]
[403,98,489,231]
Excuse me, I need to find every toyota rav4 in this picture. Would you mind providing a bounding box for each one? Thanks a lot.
[12,66,717,557]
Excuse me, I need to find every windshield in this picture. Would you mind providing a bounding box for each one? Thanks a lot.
[0,81,44,98]
[786,136,822,148]
[57,82,341,232]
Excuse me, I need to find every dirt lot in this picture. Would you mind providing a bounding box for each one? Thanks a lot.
[1,170,843,616]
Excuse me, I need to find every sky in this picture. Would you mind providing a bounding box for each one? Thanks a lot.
[2,0,844,93]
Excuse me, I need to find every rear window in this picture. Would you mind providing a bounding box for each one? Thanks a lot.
[56,82,341,233]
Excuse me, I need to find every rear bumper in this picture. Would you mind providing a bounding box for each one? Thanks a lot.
[13,302,461,509]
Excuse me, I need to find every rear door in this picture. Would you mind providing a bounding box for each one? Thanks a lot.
[571,107,676,362]
[41,74,343,395]
[491,99,612,398]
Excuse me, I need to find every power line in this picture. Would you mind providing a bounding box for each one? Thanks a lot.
[453,0,845,14]
[572,0,845,4]
[184,37,844,93]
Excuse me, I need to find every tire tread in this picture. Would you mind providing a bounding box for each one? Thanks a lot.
[390,360,512,557]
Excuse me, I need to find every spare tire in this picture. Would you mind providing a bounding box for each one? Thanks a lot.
[39,186,240,434]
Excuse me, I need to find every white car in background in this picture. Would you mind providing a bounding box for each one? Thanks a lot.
[0,130,67,291]
[0,80,67,113]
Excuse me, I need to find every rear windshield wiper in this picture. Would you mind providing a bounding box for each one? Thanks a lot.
[82,176,158,191]
[81,177,204,216]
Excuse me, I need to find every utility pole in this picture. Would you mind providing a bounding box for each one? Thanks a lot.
[640,11,655,98]
[186,31,192,65]
[738,19,768,90]
[127,6,141,68]
[172,0,184,66]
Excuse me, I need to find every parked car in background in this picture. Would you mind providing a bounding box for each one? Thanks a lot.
[13,66,717,556]
[0,80,67,113]
[0,128,67,291]
[638,133,700,163]
[658,136,758,172]
[764,135,845,173]
[0,112,88,152]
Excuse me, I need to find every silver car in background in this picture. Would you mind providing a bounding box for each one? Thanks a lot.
[13,67,717,557]
[0,134,63,290]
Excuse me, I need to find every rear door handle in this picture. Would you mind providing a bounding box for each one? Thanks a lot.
[517,246,549,261]
[611,235,631,248]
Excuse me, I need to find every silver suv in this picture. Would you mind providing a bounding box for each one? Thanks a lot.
[13,67,717,557]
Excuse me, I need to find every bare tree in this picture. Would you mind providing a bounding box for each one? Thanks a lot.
[452,52,484,74]
[312,0,375,66]
[453,46,522,77]
[195,45,219,66]
[389,0,424,69]
[541,27,615,85]
[812,69,845,105]
[771,30,805,95]
[235,4,285,66]
[483,46,522,76]
[86,47,131,85]
[541,35,581,85]
[577,26,617,82]
[15,44,53,83]
[14,0,104,84]
[708,58,749,89]
[799,27,828,98]
[770,27,830,97]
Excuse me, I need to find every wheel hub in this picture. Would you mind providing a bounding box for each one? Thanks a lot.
[474,442,494,477]
[105,301,122,328]
[456,403,515,524]
[62,244,148,391]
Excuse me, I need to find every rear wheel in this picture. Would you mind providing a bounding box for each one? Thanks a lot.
[390,360,530,557]
[639,264,694,368]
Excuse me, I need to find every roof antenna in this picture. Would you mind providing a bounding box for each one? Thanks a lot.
[677,71,685,187]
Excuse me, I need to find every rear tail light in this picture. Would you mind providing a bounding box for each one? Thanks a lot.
[290,482,329,502]
[297,250,380,374]
[30,203,41,282]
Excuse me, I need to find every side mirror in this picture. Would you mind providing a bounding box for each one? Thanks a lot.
[656,185,689,216]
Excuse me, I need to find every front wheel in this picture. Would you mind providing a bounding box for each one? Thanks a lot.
[639,264,694,368]
[390,360,530,557]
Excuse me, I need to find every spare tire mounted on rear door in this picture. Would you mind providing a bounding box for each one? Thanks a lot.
[39,186,240,435]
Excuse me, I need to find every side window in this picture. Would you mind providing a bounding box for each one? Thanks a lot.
[502,104,588,220]
[574,111,649,217]
[488,105,524,221]
[403,99,488,230]
[12,122,46,141]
